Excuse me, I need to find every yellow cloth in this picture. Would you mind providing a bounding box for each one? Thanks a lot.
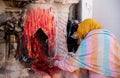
[77,18,103,39]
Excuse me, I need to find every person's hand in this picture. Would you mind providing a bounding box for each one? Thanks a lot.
[47,55,64,68]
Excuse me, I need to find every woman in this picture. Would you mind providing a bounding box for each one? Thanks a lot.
[52,18,120,78]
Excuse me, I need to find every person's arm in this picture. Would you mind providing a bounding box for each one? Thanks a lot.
[54,54,79,72]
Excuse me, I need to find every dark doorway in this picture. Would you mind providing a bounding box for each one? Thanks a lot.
[34,28,49,56]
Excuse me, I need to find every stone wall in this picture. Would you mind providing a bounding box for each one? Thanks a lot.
[25,0,80,57]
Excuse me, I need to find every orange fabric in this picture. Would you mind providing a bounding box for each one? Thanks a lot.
[90,34,99,72]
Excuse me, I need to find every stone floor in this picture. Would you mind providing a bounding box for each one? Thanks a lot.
[0,52,53,78]
[0,50,79,78]
[0,58,41,78]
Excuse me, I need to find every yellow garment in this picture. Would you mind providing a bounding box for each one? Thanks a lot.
[77,18,103,39]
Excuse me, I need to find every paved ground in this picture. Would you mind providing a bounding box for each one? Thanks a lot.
[0,58,40,78]
[0,52,52,78]
[0,57,79,78]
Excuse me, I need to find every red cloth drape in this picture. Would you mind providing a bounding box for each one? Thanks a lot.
[24,7,56,57]
[24,7,59,76]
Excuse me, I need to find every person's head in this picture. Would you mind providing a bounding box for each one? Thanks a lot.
[75,18,103,44]
[76,18,103,39]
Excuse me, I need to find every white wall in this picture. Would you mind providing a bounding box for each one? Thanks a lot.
[93,0,120,42]
[81,0,93,21]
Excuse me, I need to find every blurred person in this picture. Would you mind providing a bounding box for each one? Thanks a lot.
[51,18,120,78]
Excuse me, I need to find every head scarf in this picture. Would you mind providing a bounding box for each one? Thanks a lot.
[77,18,103,39]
